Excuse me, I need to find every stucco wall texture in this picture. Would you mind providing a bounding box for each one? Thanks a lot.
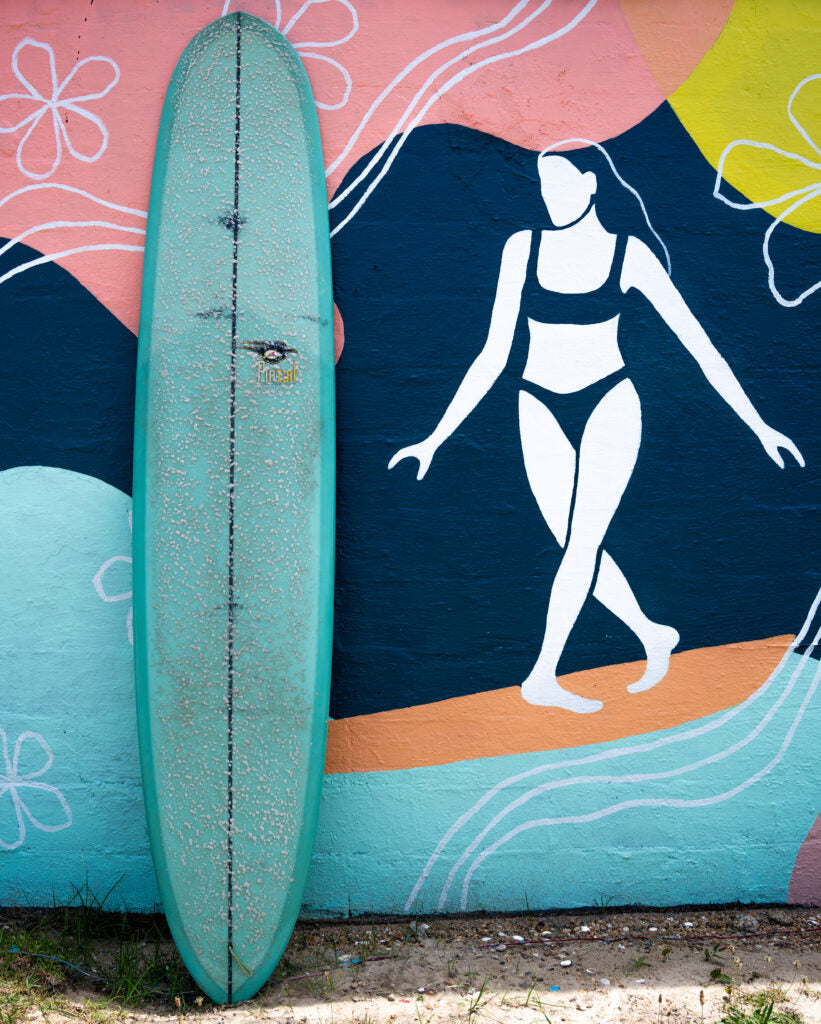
[2,0,820,916]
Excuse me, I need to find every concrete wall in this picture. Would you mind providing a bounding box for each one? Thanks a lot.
[2,0,820,915]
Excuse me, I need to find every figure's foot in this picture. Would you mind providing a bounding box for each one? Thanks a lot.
[521,671,603,713]
[627,625,680,694]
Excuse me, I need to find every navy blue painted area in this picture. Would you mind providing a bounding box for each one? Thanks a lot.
[0,242,136,495]
[330,104,821,718]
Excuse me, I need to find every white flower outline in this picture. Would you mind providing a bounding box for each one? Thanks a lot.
[221,0,358,110]
[714,73,821,308]
[0,38,120,181]
[0,728,72,851]
[92,510,133,646]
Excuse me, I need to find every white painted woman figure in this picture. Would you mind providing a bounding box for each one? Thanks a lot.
[389,141,804,714]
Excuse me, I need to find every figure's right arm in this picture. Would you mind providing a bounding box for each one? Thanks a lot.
[388,230,530,479]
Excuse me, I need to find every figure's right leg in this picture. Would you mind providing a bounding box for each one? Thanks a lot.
[519,390,677,698]
[518,390,601,712]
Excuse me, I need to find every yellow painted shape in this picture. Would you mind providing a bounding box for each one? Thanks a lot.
[670,0,821,233]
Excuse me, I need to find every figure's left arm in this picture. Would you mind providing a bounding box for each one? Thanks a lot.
[623,237,805,469]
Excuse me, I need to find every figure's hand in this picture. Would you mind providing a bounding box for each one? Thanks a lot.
[758,425,805,469]
[388,439,438,480]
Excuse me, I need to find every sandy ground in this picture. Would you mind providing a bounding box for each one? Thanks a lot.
[47,906,821,1023]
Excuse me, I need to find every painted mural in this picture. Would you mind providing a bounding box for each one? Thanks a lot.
[1,0,820,915]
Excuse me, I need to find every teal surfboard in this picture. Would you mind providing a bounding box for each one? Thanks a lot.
[132,13,334,1005]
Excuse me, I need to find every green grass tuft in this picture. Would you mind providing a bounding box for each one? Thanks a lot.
[0,906,197,1018]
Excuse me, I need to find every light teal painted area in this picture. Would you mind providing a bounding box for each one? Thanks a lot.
[2,470,819,917]
[304,646,821,916]
[0,466,158,909]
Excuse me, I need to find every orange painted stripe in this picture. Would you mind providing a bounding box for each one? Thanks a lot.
[325,636,793,774]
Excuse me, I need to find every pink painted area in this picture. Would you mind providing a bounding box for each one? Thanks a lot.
[0,1,209,333]
[788,813,821,906]
[320,0,663,198]
[0,0,665,335]
[333,302,345,362]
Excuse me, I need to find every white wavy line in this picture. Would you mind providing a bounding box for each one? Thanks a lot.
[10,38,56,103]
[0,728,72,851]
[92,555,132,604]
[713,143,821,307]
[0,183,147,218]
[330,0,555,213]
[4,39,120,181]
[0,243,144,287]
[460,645,821,909]
[325,0,530,179]
[404,588,820,911]
[5,730,53,779]
[299,52,352,111]
[15,103,59,181]
[331,0,599,238]
[0,220,145,260]
[540,137,671,274]
[0,779,72,849]
[443,616,821,910]
[713,74,821,308]
[286,0,358,48]
[788,73,821,159]
[14,780,73,833]
[58,102,109,165]
[762,185,821,307]
[714,140,821,211]
[0,95,42,134]
[55,50,120,105]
